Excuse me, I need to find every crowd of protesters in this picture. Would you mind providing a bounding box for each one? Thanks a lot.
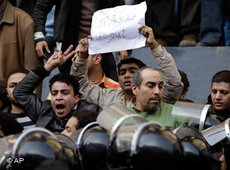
[1,0,230,170]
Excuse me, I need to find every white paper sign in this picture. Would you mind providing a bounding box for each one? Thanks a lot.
[88,2,147,55]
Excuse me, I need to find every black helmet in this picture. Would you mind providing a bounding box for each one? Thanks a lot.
[130,123,183,170]
[96,104,148,170]
[76,122,109,170]
[9,127,76,170]
[180,137,212,170]
[174,126,212,170]
[55,133,80,169]
[107,122,183,170]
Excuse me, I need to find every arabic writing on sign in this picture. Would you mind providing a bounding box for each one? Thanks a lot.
[89,2,147,55]
[99,15,137,27]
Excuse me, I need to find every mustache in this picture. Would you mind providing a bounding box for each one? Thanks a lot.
[149,96,160,101]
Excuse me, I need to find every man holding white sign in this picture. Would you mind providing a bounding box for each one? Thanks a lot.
[71,25,183,110]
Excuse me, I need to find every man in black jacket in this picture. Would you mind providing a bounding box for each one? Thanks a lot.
[135,0,200,46]
[13,45,101,132]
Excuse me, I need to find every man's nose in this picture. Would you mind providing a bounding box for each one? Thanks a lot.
[153,86,160,94]
[215,92,222,100]
[124,71,132,78]
[61,129,67,136]
[56,92,63,99]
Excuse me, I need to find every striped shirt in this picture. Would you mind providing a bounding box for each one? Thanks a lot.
[11,113,35,130]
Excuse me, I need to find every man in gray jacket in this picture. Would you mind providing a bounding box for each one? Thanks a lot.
[71,25,183,109]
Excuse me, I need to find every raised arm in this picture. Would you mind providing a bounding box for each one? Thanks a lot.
[71,37,124,109]
[14,45,75,119]
[139,25,183,104]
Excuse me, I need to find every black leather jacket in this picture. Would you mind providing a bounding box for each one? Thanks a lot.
[13,66,101,132]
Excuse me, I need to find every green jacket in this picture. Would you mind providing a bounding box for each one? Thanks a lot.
[128,102,185,128]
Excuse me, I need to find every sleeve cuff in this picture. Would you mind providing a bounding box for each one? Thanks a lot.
[32,65,50,78]
[34,32,45,43]
[72,55,88,64]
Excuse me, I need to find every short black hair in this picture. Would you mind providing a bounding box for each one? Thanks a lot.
[212,70,230,84]
[0,112,23,136]
[6,68,29,83]
[49,73,80,96]
[117,57,146,75]
[72,110,98,129]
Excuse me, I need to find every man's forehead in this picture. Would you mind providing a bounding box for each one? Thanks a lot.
[51,81,72,90]
[142,69,162,78]
[212,82,230,89]
[7,73,26,84]
[120,63,139,70]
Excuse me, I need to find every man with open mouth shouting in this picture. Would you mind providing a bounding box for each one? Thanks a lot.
[13,45,101,132]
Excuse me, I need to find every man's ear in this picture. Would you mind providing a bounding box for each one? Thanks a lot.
[74,94,80,104]
[94,54,102,65]
[131,84,138,96]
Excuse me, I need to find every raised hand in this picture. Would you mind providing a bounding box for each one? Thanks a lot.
[138,25,159,49]
[35,40,51,59]
[115,50,128,62]
[44,45,74,72]
[73,36,91,60]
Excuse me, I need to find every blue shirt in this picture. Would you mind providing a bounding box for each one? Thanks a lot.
[0,4,7,25]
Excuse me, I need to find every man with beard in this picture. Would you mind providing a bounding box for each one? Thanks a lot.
[5,68,36,129]
[210,70,230,120]
[130,66,185,127]
[71,25,183,109]
[13,45,101,132]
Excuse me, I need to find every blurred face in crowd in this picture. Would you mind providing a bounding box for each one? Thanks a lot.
[6,73,27,105]
[87,55,96,73]
[119,63,139,92]
[51,82,79,118]
[62,116,78,137]
[87,54,102,74]
[132,69,163,113]
[211,82,230,111]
